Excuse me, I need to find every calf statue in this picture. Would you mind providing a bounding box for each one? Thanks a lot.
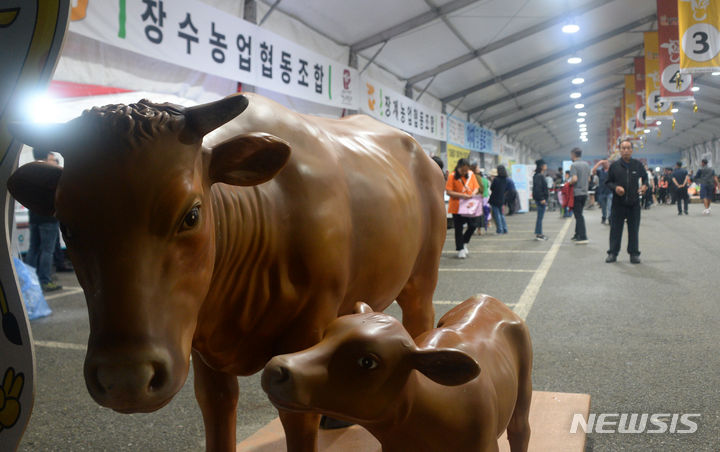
[263,295,533,452]
[7,93,446,451]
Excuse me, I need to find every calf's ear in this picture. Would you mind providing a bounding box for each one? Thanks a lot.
[208,133,290,186]
[7,162,62,216]
[411,348,480,386]
[353,302,374,314]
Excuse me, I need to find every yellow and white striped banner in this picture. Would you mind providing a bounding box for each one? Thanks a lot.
[624,75,642,137]
[679,0,720,73]
[644,32,674,119]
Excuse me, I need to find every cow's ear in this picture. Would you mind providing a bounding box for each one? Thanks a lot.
[208,133,290,186]
[7,162,62,216]
[411,348,480,386]
[353,302,374,314]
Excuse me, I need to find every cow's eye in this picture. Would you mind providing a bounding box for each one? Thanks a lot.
[357,356,379,370]
[181,206,201,231]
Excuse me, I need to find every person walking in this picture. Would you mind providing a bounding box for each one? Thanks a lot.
[592,160,612,224]
[671,161,690,215]
[489,165,509,234]
[693,158,719,215]
[657,170,669,205]
[569,148,590,244]
[605,140,648,264]
[24,148,63,292]
[532,159,549,240]
[446,158,479,258]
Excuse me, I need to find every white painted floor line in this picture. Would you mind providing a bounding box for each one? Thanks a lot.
[512,218,572,320]
[44,287,84,301]
[439,268,535,273]
[434,300,516,306]
[34,340,86,351]
[442,250,546,254]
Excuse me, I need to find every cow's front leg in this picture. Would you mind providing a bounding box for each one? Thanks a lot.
[192,349,239,452]
[279,409,321,452]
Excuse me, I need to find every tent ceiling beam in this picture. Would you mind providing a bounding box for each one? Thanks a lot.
[350,0,479,53]
[468,50,639,116]
[481,69,628,124]
[496,83,623,132]
[441,14,655,103]
[405,0,615,86]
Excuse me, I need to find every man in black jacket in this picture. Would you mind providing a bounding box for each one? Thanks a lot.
[532,159,549,240]
[605,140,648,264]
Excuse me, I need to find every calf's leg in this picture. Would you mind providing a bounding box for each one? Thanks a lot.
[192,349,239,452]
[279,410,321,452]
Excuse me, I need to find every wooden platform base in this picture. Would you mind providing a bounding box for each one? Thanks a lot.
[236,391,590,451]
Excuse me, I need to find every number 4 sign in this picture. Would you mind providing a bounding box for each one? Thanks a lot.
[678,0,720,73]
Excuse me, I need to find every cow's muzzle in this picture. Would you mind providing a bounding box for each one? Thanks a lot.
[84,346,183,413]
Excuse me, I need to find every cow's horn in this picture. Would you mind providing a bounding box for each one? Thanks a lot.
[182,94,249,142]
[8,121,72,153]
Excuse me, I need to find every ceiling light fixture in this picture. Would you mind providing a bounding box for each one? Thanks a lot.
[691,86,700,92]
[671,107,679,113]
[571,77,585,85]
[578,112,587,117]
[656,120,662,125]
[570,92,582,99]
[562,22,580,34]
[576,118,585,123]
[644,129,651,134]
[574,103,585,109]
[567,56,583,64]
[712,72,720,76]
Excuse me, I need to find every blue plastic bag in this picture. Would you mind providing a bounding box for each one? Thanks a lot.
[13,257,52,320]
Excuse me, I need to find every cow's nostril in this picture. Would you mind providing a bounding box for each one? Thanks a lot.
[149,362,168,392]
[276,366,289,383]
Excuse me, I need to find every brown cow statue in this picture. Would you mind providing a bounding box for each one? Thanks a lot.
[6,93,446,451]
[262,294,533,452]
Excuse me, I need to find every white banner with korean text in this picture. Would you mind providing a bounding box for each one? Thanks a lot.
[69,0,359,109]
[360,77,446,141]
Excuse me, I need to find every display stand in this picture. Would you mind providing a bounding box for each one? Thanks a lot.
[236,391,591,451]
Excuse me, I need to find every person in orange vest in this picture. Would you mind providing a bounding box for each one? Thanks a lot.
[446,158,480,259]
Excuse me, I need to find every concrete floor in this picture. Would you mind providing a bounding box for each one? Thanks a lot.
[15,202,720,451]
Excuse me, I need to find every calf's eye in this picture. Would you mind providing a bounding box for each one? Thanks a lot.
[358,356,378,370]
[182,206,201,230]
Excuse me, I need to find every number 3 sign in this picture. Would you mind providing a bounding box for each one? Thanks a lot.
[681,23,720,62]
[678,0,720,72]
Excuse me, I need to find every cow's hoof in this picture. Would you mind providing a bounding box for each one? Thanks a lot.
[319,415,354,429]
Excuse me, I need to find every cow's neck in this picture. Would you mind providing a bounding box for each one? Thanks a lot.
[364,373,477,452]
[193,183,284,373]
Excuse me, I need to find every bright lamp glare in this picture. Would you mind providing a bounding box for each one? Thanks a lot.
[571,77,585,85]
[562,24,580,34]
[656,120,662,125]
[567,56,583,64]
[691,86,700,92]
[713,72,720,76]
[576,118,585,123]
[24,93,61,123]
[578,112,587,117]
[570,92,582,99]
[671,107,679,113]
[643,129,651,134]
[574,103,585,109]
